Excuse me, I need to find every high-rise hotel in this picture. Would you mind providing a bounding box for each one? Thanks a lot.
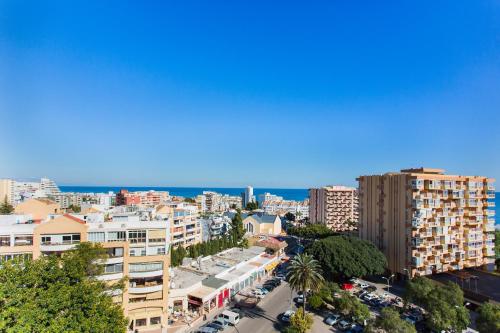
[309,186,359,231]
[358,168,495,277]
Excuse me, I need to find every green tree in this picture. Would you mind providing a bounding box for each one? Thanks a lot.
[476,302,500,333]
[67,204,81,213]
[285,212,296,222]
[287,253,324,312]
[404,277,470,332]
[288,224,335,240]
[231,210,245,241]
[370,307,416,333]
[289,308,313,333]
[0,242,127,333]
[307,294,323,310]
[184,197,195,203]
[308,235,386,279]
[245,201,259,211]
[335,291,370,322]
[0,196,14,214]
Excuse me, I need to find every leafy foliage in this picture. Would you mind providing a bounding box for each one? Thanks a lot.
[404,277,470,332]
[170,211,248,267]
[307,235,386,279]
[290,308,313,333]
[334,291,370,321]
[288,224,335,240]
[245,201,259,211]
[284,212,296,222]
[183,197,196,203]
[369,307,416,333]
[307,294,323,310]
[67,204,81,213]
[476,302,500,333]
[287,254,324,312]
[0,243,127,333]
[0,196,14,214]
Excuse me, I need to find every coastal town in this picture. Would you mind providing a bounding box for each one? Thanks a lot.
[0,167,498,333]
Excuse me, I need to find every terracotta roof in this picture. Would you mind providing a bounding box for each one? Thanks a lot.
[62,214,86,225]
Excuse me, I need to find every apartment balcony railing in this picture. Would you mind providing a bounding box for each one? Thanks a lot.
[129,284,163,294]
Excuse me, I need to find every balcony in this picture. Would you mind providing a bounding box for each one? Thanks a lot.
[40,242,79,252]
[97,272,124,281]
[129,269,164,278]
[129,284,163,294]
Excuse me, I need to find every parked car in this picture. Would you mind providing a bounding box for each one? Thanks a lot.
[324,314,341,326]
[296,294,304,304]
[338,319,354,331]
[204,323,224,332]
[252,289,265,298]
[195,326,219,333]
[263,283,276,291]
[365,285,377,293]
[281,310,295,323]
[346,324,364,333]
[358,282,369,289]
[210,319,228,330]
[275,273,286,280]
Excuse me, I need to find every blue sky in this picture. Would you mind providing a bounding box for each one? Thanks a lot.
[1,1,499,188]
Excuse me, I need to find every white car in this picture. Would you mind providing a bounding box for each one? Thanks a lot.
[358,282,369,289]
[252,289,265,298]
[296,294,304,304]
[281,310,295,323]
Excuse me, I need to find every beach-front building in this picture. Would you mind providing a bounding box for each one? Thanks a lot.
[0,213,170,332]
[358,168,496,278]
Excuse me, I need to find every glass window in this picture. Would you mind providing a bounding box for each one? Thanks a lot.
[150,317,161,325]
[135,318,147,327]
[104,263,123,274]
[128,230,146,244]
[14,235,33,246]
[157,247,165,255]
[129,262,163,273]
[107,247,123,258]
[0,236,10,246]
[107,231,126,242]
[41,236,51,245]
[88,232,105,243]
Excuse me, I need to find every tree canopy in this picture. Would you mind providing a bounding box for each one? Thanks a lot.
[366,307,416,333]
[0,196,14,214]
[307,235,386,279]
[289,308,313,333]
[0,242,127,333]
[334,291,370,322]
[476,302,500,333]
[284,212,296,222]
[287,253,324,312]
[404,277,470,332]
[245,201,258,211]
[288,224,335,240]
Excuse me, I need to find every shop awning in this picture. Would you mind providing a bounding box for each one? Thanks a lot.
[265,261,279,271]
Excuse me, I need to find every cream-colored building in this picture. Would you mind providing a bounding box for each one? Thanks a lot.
[0,179,15,205]
[309,186,359,231]
[229,212,282,236]
[167,203,202,248]
[14,198,61,220]
[358,168,496,277]
[0,213,170,332]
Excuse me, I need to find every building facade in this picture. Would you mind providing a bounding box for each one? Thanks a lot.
[116,190,170,207]
[309,186,359,231]
[358,168,496,277]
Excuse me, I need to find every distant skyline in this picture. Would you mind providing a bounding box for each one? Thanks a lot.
[1,1,499,188]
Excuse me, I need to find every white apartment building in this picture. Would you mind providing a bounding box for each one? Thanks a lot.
[309,185,359,231]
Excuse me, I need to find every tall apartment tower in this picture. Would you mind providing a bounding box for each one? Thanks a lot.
[243,186,255,207]
[0,179,15,205]
[309,186,359,231]
[358,168,496,277]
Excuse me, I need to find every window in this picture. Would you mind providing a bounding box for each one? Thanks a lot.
[148,237,166,243]
[129,262,163,273]
[129,248,146,257]
[0,253,32,262]
[0,236,10,246]
[150,317,161,325]
[135,318,147,327]
[107,247,124,258]
[107,231,126,242]
[157,247,166,255]
[104,263,123,274]
[88,232,105,243]
[14,235,33,246]
[128,230,146,244]
[41,236,51,245]
[62,234,80,244]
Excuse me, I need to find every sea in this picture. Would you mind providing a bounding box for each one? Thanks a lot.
[60,186,500,227]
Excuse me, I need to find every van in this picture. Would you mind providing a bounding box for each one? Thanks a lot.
[218,310,240,325]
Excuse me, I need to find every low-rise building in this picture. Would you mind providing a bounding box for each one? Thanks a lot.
[116,189,170,207]
[225,212,282,236]
[14,198,61,220]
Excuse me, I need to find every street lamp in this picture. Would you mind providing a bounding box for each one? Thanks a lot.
[382,274,395,292]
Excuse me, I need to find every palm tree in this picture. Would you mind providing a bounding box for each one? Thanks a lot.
[287,253,324,312]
